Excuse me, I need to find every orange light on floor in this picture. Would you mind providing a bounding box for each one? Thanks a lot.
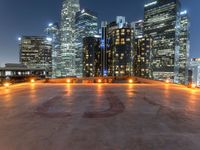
[166,79,170,83]
[98,79,102,83]
[4,82,10,87]
[129,79,133,83]
[66,79,71,83]
[31,79,35,83]
[191,83,196,88]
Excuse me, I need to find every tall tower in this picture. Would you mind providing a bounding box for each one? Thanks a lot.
[45,23,61,78]
[82,36,101,77]
[106,17,134,77]
[60,0,80,77]
[144,0,181,82]
[178,10,190,84]
[133,36,152,78]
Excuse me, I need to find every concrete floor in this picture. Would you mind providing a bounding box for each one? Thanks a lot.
[0,83,200,150]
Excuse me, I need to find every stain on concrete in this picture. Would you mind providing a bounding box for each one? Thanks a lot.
[83,92,125,118]
[36,95,71,118]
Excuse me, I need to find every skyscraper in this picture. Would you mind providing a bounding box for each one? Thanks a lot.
[83,36,101,77]
[19,36,52,77]
[133,35,152,78]
[178,10,190,84]
[45,23,61,78]
[75,9,98,77]
[144,0,181,82]
[60,0,80,77]
[107,17,134,77]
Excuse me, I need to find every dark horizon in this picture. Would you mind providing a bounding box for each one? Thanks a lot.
[0,0,198,66]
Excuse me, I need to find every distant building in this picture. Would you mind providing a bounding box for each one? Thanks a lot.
[144,0,181,82]
[45,23,61,78]
[75,9,98,77]
[107,17,134,77]
[189,58,200,87]
[131,20,144,39]
[116,16,126,28]
[105,17,129,77]
[178,10,190,84]
[19,36,52,77]
[83,36,101,77]
[82,17,134,78]
[60,0,80,77]
[133,35,152,78]
[0,63,46,79]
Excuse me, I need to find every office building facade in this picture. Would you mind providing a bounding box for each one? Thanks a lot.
[107,17,134,77]
[19,36,52,76]
[60,0,80,77]
[144,0,181,82]
[133,35,152,78]
[83,36,101,77]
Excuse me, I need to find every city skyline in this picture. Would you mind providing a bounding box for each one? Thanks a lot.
[1,1,200,149]
[0,0,198,66]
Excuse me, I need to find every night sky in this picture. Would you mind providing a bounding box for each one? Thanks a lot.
[0,0,198,66]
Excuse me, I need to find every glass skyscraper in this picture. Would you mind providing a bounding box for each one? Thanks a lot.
[144,0,181,82]
[60,0,80,77]
[178,10,190,84]
[45,23,61,78]
[75,9,98,77]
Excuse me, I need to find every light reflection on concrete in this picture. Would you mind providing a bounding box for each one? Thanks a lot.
[0,83,199,149]
[29,83,36,104]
